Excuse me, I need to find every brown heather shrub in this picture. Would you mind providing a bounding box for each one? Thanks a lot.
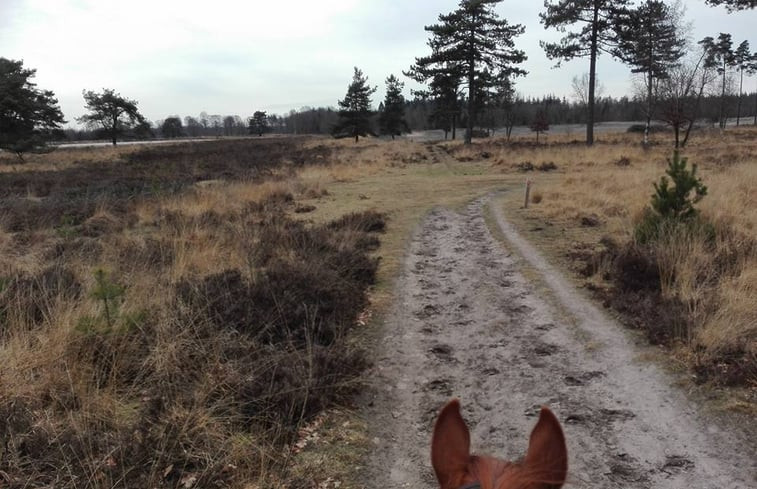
[0,137,331,232]
[0,139,385,487]
[327,210,387,234]
[524,133,757,386]
[0,208,384,487]
[0,265,82,329]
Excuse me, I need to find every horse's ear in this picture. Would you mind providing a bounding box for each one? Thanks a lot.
[523,407,568,488]
[431,399,471,489]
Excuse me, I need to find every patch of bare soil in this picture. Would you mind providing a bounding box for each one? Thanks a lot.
[361,195,756,488]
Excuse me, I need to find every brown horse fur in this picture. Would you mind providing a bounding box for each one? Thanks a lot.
[431,399,568,489]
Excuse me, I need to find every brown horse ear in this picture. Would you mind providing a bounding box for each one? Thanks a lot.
[431,399,471,489]
[523,407,568,488]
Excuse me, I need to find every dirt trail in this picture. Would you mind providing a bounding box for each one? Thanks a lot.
[362,195,756,489]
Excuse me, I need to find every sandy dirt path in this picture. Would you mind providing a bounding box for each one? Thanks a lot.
[361,195,756,489]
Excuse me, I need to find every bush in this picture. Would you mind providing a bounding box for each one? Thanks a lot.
[634,151,709,244]
[634,209,715,246]
[627,124,668,134]
[0,208,385,487]
[537,161,557,172]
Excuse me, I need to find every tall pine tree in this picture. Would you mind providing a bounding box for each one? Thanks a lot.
[379,75,410,139]
[333,67,377,143]
[249,111,268,136]
[411,66,464,140]
[750,53,757,125]
[615,0,686,145]
[704,0,756,11]
[733,40,751,126]
[407,0,526,145]
[0,58,65,159]
[540,0,629,146]
[700,33,736,129]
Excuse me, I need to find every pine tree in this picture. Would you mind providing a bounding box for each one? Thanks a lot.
[651,151,708,220]
[423,68,463,140]
[77,89,147,146]
[249,110,268,136]
[0,58,66,159]
[635,151,709,243]
[704,0,756,12]
[733,40,751,126]
[540,0,630,146]
[378,75,410,140]
[161,116,183,138]
[333,67,377,143]
[700,34,736,129]
[750,53,757,125]
[530,110,550,144]
[615,0,686,145]
[407,0,527,145]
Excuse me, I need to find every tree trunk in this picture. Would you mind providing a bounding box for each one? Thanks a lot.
[452,114,457,140]
[720,60,727,129]
[355,134,359,143]
[465,19,476,145]
[645,70,653,146]
[674,124,680,148]
[111,114,118,146]
[683,74,707,147]
[736,68,744,126]
[586,5,599,146]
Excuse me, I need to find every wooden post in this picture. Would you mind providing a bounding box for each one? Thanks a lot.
[524,179,532,209]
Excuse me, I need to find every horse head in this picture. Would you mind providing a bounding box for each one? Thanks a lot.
[431,399,567,489]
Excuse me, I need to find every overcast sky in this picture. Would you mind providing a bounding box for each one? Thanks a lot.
[1,0,755,126]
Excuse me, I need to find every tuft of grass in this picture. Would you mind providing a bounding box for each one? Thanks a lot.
[0,139,388,487]
[500,127,757,387]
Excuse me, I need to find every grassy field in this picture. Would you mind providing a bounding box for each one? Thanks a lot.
[484,129,757,392]
[1,127,755,487]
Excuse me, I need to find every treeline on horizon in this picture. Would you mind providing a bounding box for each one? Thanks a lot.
[3,0,757,156]
[60,90,757,142]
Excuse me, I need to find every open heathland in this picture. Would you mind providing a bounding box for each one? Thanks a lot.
[0,127,755,488]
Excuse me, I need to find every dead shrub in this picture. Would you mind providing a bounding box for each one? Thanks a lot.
[537,161,558,171]
[327,210,386,234]
[0,265,82,330]
[616,156,632,166]
[516,161,534,172]
[295,204,317,213]
[0,207,384,487]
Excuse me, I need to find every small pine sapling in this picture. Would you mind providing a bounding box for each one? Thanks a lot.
[652,151,708,219]
[635,151,709,243]
[91,269,125,329]
[530,110,550,144]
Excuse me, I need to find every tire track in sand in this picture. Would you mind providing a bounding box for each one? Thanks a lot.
[362,195,756,489]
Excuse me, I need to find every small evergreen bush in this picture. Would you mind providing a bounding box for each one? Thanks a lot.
[635,151,710,244]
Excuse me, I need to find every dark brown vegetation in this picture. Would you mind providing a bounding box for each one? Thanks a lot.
[0,138,331,232]
[0,139,383,488]
[586,233,757,387]
[489,129,757,389]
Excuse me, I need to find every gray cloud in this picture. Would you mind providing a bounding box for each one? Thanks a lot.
[1,0,754,126]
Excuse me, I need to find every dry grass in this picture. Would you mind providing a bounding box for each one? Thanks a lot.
[2,128,755,487]
[495,127,757,387]
[0,145,138,173]
[0,140,387,488]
